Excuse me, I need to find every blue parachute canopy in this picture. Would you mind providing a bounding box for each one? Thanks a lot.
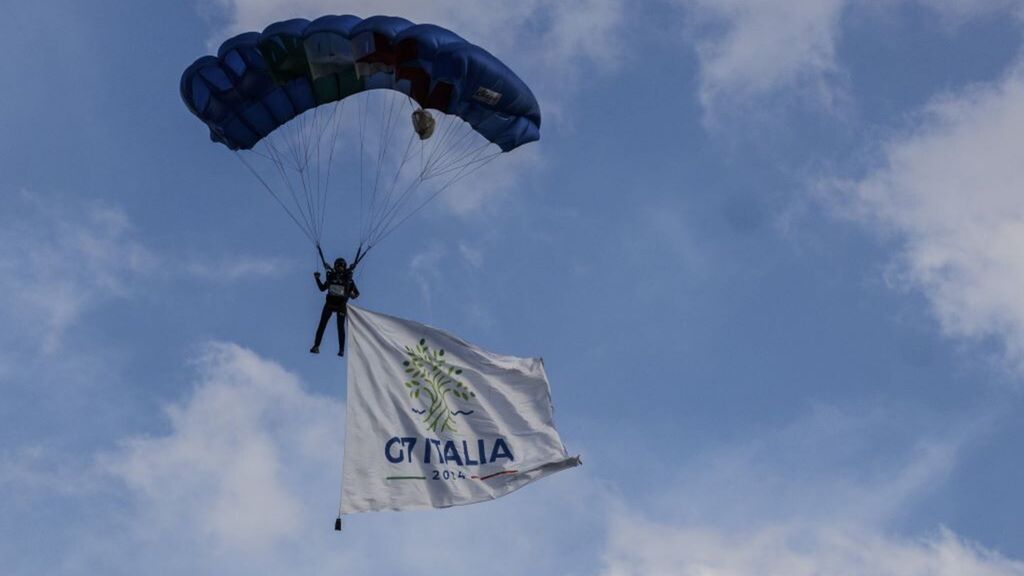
[181,15,541,152]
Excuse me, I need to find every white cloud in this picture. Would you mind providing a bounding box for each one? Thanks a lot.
[839,64,1024,371]
[601,519,1024,576]
[0,446,96,499]
[84,342,607,575]
[651,404,968,531]
[683,0,848,118]
[4,344,1018,574]
[0,191,155,352]
[431,142,542,218]
[409,243,447,311]
[181,255,287,281]
[103,342,343,552]
[206,0,623,82]
[923,0,1024,23]
[680,0,1024,122]
[601,405,1019,576]
[458,242,484,269]
[679,0,1024,371]
[0,191,289,353]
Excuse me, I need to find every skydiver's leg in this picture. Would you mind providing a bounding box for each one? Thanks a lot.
[336,310,346,356]
[312,304,331,353]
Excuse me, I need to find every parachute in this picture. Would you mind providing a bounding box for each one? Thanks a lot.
[181,15,540,263]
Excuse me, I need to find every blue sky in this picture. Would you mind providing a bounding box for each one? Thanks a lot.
[3,0,1024,574]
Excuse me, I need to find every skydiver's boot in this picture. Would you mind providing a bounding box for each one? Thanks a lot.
[310,346,320,354]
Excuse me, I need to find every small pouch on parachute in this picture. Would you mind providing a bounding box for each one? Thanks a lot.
[411,109,435,140]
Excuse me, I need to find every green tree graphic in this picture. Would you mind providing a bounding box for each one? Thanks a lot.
[403,338,475,433]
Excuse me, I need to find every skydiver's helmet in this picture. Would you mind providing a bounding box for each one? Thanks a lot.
[412,109,435,140]
[334,258,347,272]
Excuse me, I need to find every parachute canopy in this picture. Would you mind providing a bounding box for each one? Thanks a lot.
[180,15,540,256]
[181,15,540,153]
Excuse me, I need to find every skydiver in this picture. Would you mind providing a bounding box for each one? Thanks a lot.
[311,255,360,356]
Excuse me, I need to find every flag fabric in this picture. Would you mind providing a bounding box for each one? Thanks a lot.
[339,305,580,515]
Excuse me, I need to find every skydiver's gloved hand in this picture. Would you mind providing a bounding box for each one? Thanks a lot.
[412,109,435,140]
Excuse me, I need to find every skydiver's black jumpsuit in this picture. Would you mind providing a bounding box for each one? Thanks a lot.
[313,268,360,355]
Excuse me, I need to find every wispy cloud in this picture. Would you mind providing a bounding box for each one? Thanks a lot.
[653,404,971,529]
[679,0,1024,124]
[457,242,484,269]
[0,191,287,352]
[601,520,1024,576]
[834,63,1024,372]
[0,191,155,352]
[102,342,343,552]
[683,0,848,122]
[204,0,624,85]
[1,341,1015,574]
[408,243,447,312]
[180,255,288,282]
[601,404,1014,576]
[75,342,605,574]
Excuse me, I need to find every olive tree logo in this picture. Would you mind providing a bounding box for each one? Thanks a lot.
[403,338,475,433]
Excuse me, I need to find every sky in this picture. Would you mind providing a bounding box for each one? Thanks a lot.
[3,0,1024,574]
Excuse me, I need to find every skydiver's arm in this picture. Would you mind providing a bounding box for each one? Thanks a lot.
[349,278,360,299]
[314,272,327,291]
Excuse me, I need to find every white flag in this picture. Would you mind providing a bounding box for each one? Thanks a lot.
[339,305,580,515]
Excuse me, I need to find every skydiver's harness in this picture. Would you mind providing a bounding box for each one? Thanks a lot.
[317,243,365,300]
[326,276,353,298]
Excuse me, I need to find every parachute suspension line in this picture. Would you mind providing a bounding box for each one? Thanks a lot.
[367,112,454,245]
[364,92,389,244]
[300,107,324,240]
[266,139,309,228]
[318,99,346,242]
[363,129,419,246]
[421,114,459,172]
[362,92,385,243]
[319,101,342,240]
[364,110,446,247]
[234,151,317,245]
[434,122,484,176]
[347,96,506,250]
[291,120,318,243]
[364,98,420,246]
[264,137,307,221]
[424,125,476,178]
[316,242,331,271]
[235,89,509,258]
[357,94,368,244]
[365,90,404,246]
[263,137,319,242]
[419,118,476,182]
[424,141,499,181]
[370,147,502,249]
[253,99,353,248]
[308,104,324,240]
[289,107,320,241]
[307,100,335,242]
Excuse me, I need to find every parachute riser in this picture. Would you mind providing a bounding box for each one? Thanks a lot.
[317,242,369,273]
